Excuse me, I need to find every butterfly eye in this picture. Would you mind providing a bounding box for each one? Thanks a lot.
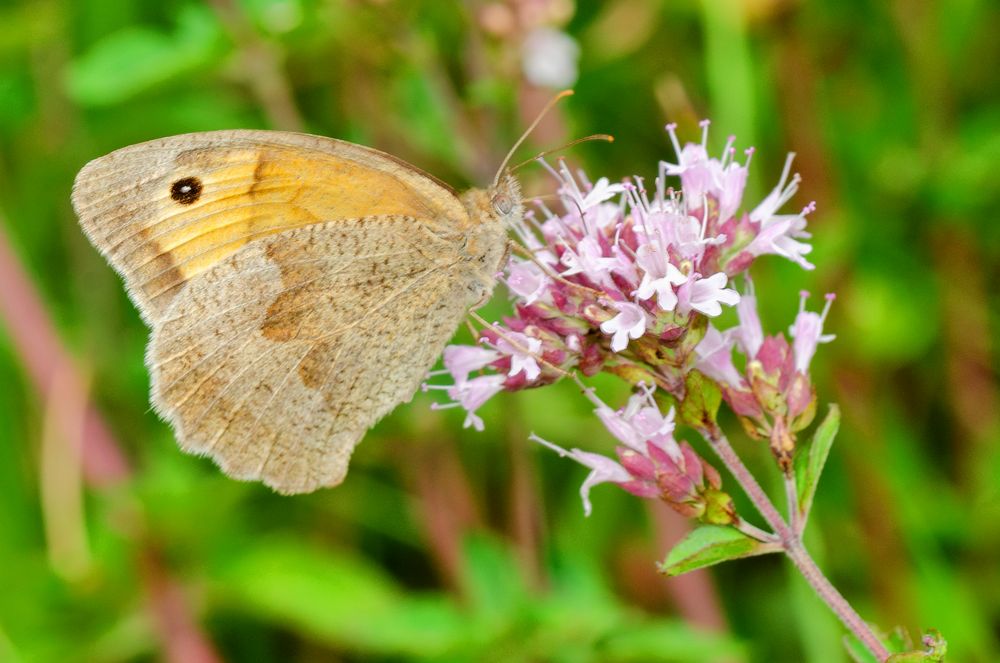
[491,194,512,216]
[170,176,202,205]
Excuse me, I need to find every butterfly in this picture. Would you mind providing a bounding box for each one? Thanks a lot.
[70,93,593,495]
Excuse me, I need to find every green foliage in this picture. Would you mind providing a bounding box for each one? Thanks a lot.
[678,370,722,433]
[66,5,225,106]
[0,0,997,661]
[659,526,771,577]
[795,404,840,528]
[213,533,747,661]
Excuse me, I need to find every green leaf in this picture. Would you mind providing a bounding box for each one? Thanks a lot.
[599,622,746,662]
[795,404,841,527]
[459,533,528,622]
[65,6,224,106]
[209,537,468,656]
[658,525,771,576]
[679,370,722,432]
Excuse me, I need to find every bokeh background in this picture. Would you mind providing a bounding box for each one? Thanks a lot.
[0,0,997,661]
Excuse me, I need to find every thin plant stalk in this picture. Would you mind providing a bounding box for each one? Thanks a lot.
[704,429,891,662]
[784,471,801,534]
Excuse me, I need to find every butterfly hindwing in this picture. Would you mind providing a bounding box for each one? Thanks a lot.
[149,218,477,494]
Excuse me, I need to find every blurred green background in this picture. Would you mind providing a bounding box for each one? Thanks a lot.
[0,0,997,661]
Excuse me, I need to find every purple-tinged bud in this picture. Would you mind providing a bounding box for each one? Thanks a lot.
[721,384,764,418]
[579,342,605,376]
[620,480,662,499]
[657,464,698,505]
[755,335,791,377]
[679,442,705,486]
[786,372,816,422]
[617,448,657,481]
[645,439,676,467]
[723,250,755,275]
[701,456,723,490]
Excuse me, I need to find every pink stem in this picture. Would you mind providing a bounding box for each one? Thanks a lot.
[0,230,128,485]
[0,223,220,662]
[705,429,890,662]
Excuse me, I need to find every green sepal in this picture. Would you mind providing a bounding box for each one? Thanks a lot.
[679,370,722,434]
[699,489,737,526]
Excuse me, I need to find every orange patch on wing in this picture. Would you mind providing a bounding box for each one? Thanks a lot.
[133,146,442,304]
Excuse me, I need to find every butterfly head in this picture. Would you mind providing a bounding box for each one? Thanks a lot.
[487,171,524,229]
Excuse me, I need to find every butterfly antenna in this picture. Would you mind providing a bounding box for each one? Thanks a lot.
[493,89,575,186]
[509,134,614,173]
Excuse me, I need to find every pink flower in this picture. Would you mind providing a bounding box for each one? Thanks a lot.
[599,301,648,352]
[789,291,836,374]
[506,260,548,305]
[716,153,750,223]
[595,404,644,451]
[746,154,814,269]
[694,326,743,388]
[495,331,543,381]
[676,272,740,317]
[555,159,627,212]
[596,387,682,459]
[734,280,764,357]
[745,213,814,270]
[446,375,505,431]
[663,122,751,225]
[443,345,500,383]
[430,119,823,467]
[750,154,800,224]
[559,235,617,287]
[630,404,676,444]
[633,242,687,311]
[530,434,632,516]
[532,386,725,518]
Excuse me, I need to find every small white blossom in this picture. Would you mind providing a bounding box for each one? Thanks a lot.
[530,434,631,517]
[599,301,648,352]
[633,242,687,311]
[677,272,740,317]
[496,331,543,381]
[789,292,836,374]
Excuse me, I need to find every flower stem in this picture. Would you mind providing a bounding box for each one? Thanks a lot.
[735,519,780,544]
[704,429,890,662]
[705,429,793,539]
[784,470,801,535]
[783,539,890,662]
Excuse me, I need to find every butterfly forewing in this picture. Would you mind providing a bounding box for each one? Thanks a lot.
[71,130,468,324]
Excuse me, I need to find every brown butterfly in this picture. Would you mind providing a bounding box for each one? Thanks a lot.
[71,94,589,494]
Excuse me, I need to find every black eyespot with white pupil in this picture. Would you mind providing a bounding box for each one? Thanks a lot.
[492,194,512,216]
[170,176,202,205]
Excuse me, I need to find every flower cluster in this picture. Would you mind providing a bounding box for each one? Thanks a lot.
[695,284,835,468]
[426,121,824,514]
[532,385,736,523]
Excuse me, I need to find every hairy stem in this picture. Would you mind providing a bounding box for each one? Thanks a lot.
[784,470,801,535]
[735,518,780,544]
[704,429,890,662]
